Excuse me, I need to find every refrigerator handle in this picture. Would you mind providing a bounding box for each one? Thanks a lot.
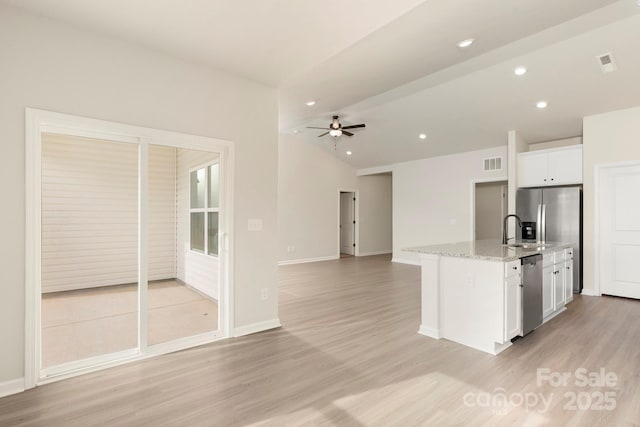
[541,204,546,243]
[536,204,542,244]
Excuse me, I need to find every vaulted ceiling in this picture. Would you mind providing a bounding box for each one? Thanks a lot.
[5,0,640,168]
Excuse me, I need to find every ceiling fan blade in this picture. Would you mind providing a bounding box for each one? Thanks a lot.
[317,132,330,138]
[342,130,354,137]
[341,124,366,130]
[307,126,330,130]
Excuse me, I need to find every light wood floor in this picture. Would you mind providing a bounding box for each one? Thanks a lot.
[1,255,639,426]
[42,280,218,367]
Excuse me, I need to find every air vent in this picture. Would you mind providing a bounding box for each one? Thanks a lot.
[597,52,617,73]
[483,156,503,172]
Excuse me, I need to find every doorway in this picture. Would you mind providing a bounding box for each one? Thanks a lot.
[357,172,393,257]
[474,180,508,240]
[340,191,356,256]
[26,109,234,386]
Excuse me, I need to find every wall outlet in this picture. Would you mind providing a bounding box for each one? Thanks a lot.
[287,246,296,253]
[248,218,263,231]
[261,288,269,300]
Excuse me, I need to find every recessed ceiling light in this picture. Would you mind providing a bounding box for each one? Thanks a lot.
[514,66,527,76]
[346,151,352,156]
[305,100,316,106]
[457,38,475,48]
[419,133,427,140]
[536,101,548,109]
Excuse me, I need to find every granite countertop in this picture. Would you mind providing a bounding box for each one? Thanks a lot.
[403,239,574,262]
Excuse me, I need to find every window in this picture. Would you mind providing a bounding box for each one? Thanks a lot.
[190,163,220,255]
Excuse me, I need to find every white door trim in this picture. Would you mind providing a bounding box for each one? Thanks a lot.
[469,177,508,241]
[338,189,359,257]
[25,108,235,388]
[594,160,640,297]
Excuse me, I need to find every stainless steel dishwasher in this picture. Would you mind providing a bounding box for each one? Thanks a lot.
[521,254,543,336]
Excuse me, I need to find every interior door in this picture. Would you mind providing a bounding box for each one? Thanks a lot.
[600,164,640,299]
[475,181,507,240]
[340,192,355,255]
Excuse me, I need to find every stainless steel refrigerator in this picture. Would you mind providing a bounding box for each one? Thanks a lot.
[516,186,582,293]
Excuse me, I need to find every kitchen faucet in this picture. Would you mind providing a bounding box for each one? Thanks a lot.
[502,214,522,245]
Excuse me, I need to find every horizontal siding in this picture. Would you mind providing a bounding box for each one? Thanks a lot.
[41,133,177,292]
[148,144,178,282]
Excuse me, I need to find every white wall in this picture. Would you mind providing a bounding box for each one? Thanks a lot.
[278,133,357,263]
[0,5,278,384]
[392,146,508,264]
[357,174,392,255]
[176,149,219,299]
[583,106,640,294]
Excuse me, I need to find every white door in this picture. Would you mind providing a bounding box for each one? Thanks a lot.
[517,152,548,187]
[554,264,565,311]
[340,192,355,255]
[600,164,640,299]
[542,265,554,318]
[504,275,522,340]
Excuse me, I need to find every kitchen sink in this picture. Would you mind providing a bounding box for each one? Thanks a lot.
[503,243,546,250]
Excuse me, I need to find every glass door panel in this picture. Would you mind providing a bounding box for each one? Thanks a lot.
[40,133,138,369]
[147,145,221,346]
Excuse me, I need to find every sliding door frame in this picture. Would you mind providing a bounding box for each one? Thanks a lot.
[25,108,235,388]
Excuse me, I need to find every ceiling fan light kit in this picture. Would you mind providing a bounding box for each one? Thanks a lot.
[307,115,366,139]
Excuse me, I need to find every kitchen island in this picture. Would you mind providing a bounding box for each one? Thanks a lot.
[404,240,574,355]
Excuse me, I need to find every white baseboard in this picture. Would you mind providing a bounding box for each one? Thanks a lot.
[278,256,338,266]
[391,257,421,266]
[580,289,600,297]
[418,325,441,339]
[357,250,392,257]
[233,319,281,337]
[0,377,25,398]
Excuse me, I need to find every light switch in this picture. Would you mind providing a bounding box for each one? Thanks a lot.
[248,218,263,231]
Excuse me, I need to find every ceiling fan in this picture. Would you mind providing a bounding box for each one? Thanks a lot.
[307,115,365,138]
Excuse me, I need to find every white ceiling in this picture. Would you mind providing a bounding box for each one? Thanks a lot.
[4,0,640,169]
[2,0,427,86]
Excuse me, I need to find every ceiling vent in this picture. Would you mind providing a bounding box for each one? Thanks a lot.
[597,52,617,73]
[483,156,502,172]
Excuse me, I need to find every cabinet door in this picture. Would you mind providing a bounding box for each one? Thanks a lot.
[504,275,522,341]
[564,260,573,304]
[554,266,565,311]
[518,152,549,187]
[543,266,554,318]
[547,146,582,185]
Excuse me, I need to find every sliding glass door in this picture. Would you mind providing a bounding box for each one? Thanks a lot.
[146,145,222,347]
[40,133,140,372]
[35,121,228,381]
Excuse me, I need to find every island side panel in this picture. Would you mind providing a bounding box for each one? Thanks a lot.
[418,254,441,338]
[440,256,505,354]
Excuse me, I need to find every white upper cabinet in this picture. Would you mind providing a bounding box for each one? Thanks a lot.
[517,145,583,188]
